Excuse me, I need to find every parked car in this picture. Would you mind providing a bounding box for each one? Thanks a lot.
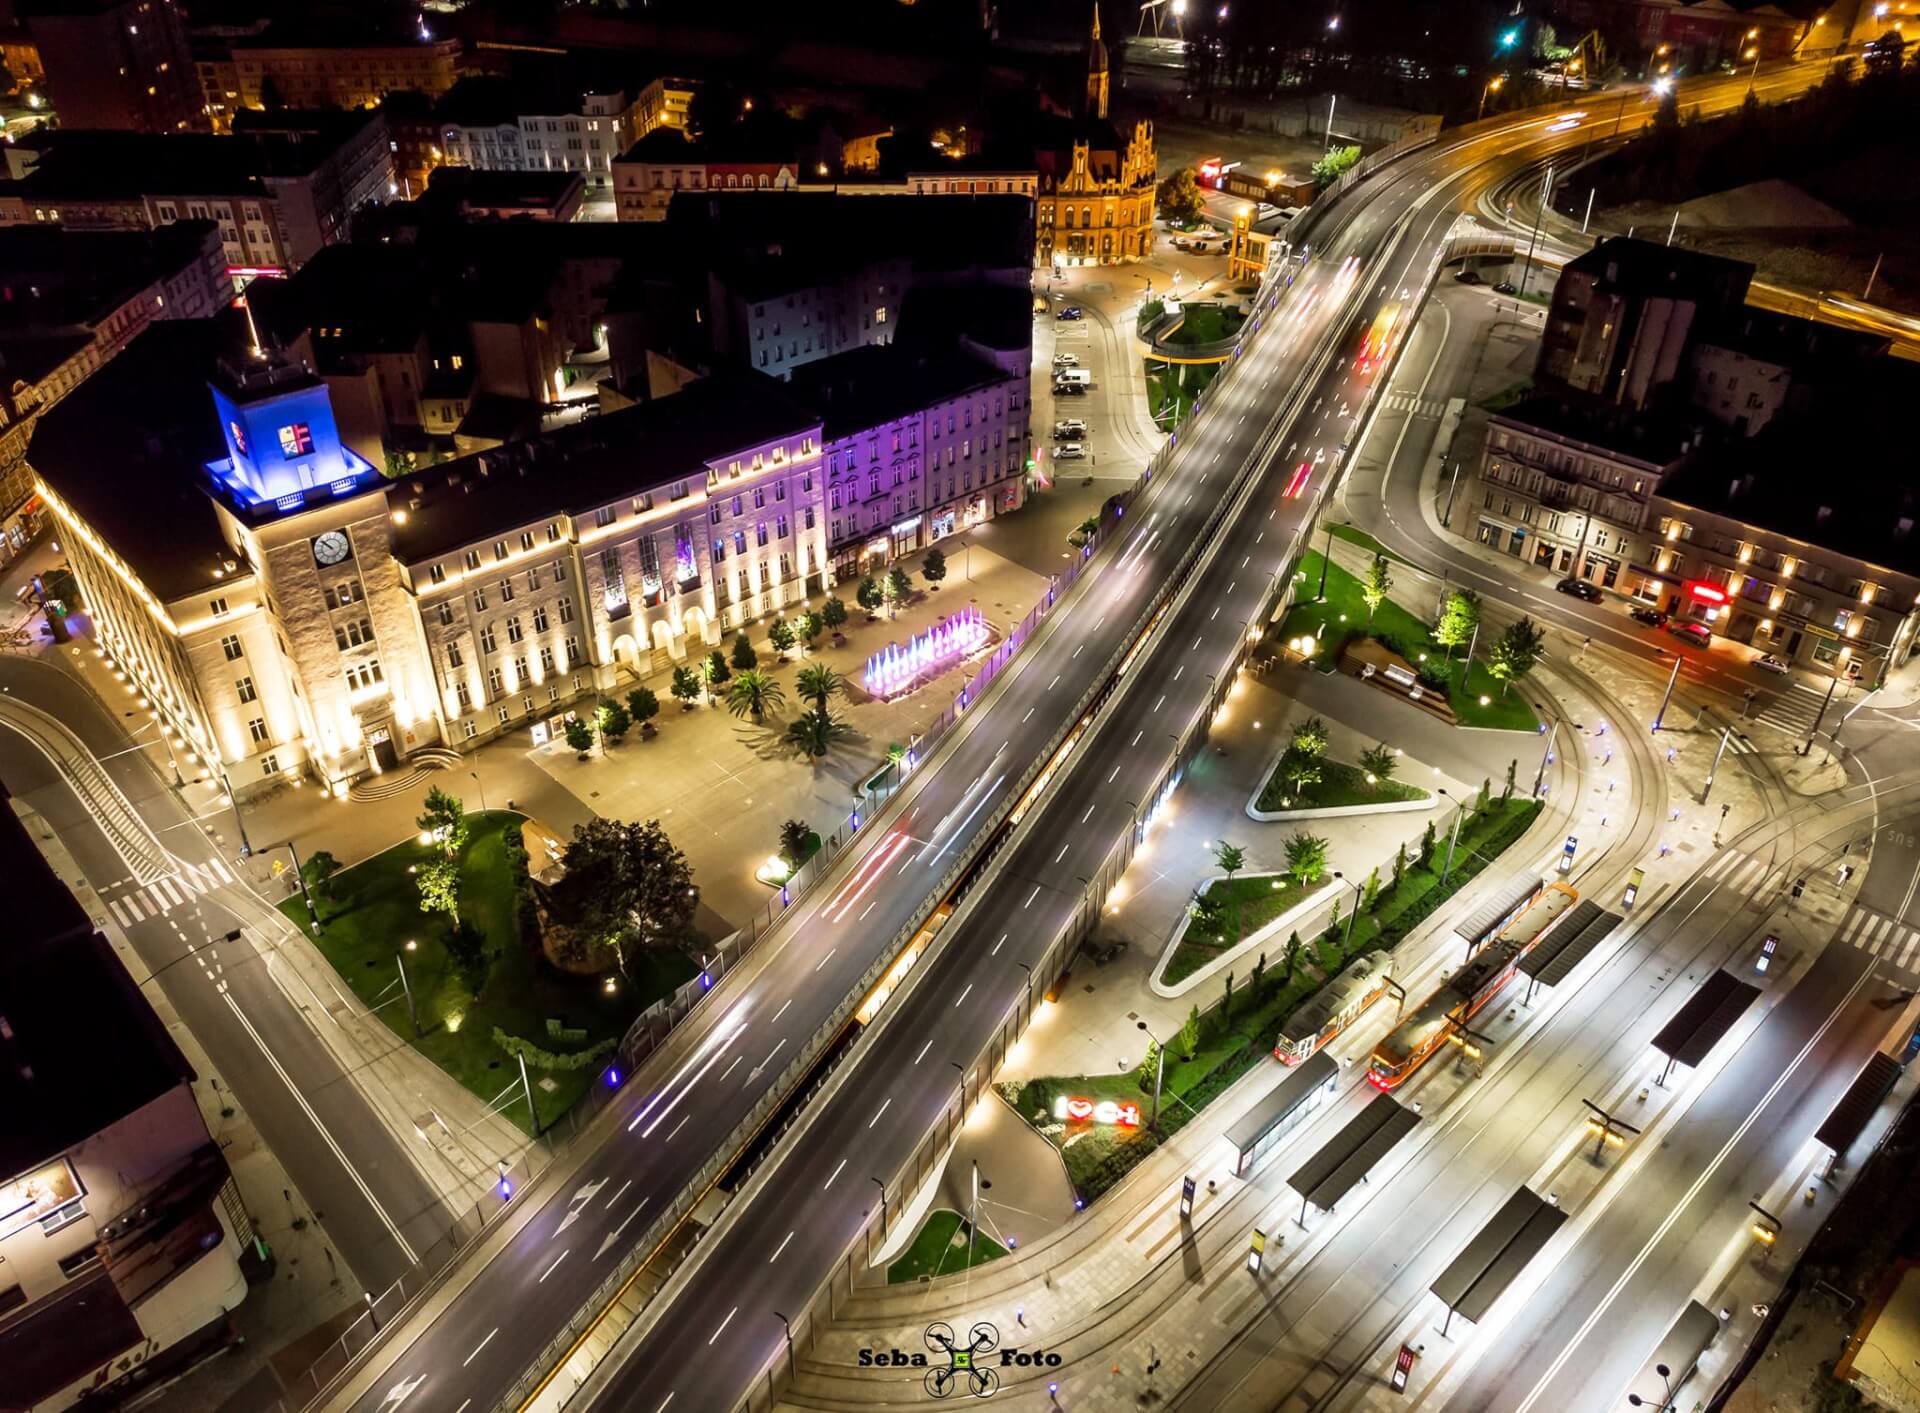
[1556,576,1603,603]
[1054,368,1092,388]
[1667,620,1713,648]
[1056,382,1088,397]
[1755,653,1791,675]
[1053,443,1087,460]
[1493,280,1517,295]
[1629,605,1668,627]
[1084,936,1129,965]
[1058,305,1084,320]
[1052,352,1080,367]
[1454,269,1484,285]
[1053,419,1088,439]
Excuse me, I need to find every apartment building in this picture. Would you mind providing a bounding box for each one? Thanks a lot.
[790,343,1028,579]
[436,72,696,192]
[23,0,203,132]
[0,790,248,1409]
[198,23,461,117]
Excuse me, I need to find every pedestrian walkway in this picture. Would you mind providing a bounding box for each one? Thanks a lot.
[1749,678,1832,737]
[99,854,238,927]
[1380,389,1447,418]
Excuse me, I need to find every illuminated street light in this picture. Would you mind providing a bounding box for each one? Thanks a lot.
[1499,27,1520,48]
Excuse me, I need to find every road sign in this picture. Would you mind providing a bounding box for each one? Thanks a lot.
[1558,835,1577,875]
[1248,1228,1266,1273]
[1623,866,1645,909]
[1756,934,1779,974]
[1390,1343,1419,1393]
[1181,1176,1196,1219]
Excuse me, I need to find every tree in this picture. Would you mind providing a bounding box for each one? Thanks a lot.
[1281,754,1323,800]
[560,818,699,968]
[1077,516,1100,541]
[565,717,595,755]
[1223,969,1235,1019]
[445,919,489,999]
[1157,166,1204,222]
[1392,840,1407,888]
[1362,865,1381,912]
[627,687,659,732]
[1362,552,1394,623]
[1418,820,1437,866]
[671,666,702,709]
[1489,617,1548,696]
[885,566,913,618]
[727,669,785,721]
[778,818,812,869]
[416,786,468,861]
[795,612,822,654]
[1189,892,1227,944]
[1251,950,1266,994]
[1284,930,1303,981]
[416,856,460,925]
[1285,831,1329,887]
[731,632,758,671]
[1311,144,1362,189]
[1433,589,1481,656]
[785,707,848,760]
[597,698,632,745]
[795,663,843,711]
[822,597,849,632]
[301,849,341,900]
[705,649,731,689]
[384,447,417,478]
[1476,776,1492,813]
[1290,715,1330,760]
[767,616,796,659]
[1136,1037,1161,1090]
[1177,1004,1200,1061]
[922,547,948,589]
[1215,841,1246,944]
[1359,743,1398,788]
[1502,757,1517,803]
[856,576,884,618]
[1328,895,1343,951]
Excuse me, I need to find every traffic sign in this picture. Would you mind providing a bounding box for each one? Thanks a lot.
[1558,835,1577,875]
[1248,1228,1266,1273]
[1623,866,1645,910]
[1180,1176,1196,1219]
[1390,1344,1419,1393]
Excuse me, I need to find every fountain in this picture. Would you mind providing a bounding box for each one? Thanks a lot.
[862,606,990,698]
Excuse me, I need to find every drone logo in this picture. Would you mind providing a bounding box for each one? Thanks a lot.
[923,1320,1000,1400]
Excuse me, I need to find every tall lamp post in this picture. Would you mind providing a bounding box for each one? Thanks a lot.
[264,840,322,934]
[1434,788,1467,888]
[1330,870,1364,959]
[1477,75,1505,122]
[1136,1019,1167,1131]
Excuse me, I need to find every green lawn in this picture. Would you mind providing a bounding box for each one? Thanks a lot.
[1163,873,1317,985]
[1257,756,1430,813]
[1479,381,1532,412]
[1145,360,1220,429]
[1282,552,1540,732]
[1164,303,1246,346]
[1328,523,1413,567]
[1011,796,1545,1203]
[886,1210,1008,1283]
[280,812,693,1132]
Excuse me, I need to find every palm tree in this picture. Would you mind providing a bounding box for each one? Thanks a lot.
[785,707,847,759]
[795,663,843,711]
[726,669,785,721]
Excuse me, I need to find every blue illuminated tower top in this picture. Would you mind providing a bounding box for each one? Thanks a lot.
[206,353,379,519]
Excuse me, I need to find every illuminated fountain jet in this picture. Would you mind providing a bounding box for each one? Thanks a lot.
[863,606,990,697]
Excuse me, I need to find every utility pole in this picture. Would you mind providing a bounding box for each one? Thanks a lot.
[1801,674,1840,756]
[1517,163,1555,298]
[1441,456,1464,528]
[1701,723,1735,803]
[1865,251,1884,301]
[1651,653,1681,733]
[397,952,419,1036]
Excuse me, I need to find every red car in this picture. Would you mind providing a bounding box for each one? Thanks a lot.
[1667,620,1712,648]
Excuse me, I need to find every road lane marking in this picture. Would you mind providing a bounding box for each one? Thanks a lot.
[954,983,973,1008]
[665,1113,690,1142]
[870,1098,892,1128]
[770,1230,795,1263]
[708,1307,738,1346]
[991,933,1007,955]
[463,1328,498,1367]
[914,1039,934,1064]
[1024,886,1040,909]
[596,1199,649,1259]
[824,1158,847,1189]
[538,1250,569,1283]
[720,1054,743,1082]
[815,947,837,972]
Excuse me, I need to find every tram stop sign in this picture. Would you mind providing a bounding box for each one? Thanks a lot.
[1558,835,1577,875]
[1390,1344,1419,1393]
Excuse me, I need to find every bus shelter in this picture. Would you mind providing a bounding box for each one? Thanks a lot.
[1224,1052,1338,1178]
[1286,1093,1419,1226]
[1651,969,1760,1086]
[1430,1187,1567,1337]
[1517,901,1622,1004]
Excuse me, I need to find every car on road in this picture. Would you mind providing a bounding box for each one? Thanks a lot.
[1053,443,1086,460]
[1052,352,1080,367]
[1493,280,1517,295]
[1454,269,1484,285]
[1556,576,1603,603]
[1058,305,1084,320]
[1055,382,1087,396]
[1628,605,1667,627]
[1756,653,1791,674]
[1667,620,1713,648]
[1054,368,1092,389]
[1053,419,1087,439]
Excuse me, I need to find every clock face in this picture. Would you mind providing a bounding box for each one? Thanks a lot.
[312,531,351,567]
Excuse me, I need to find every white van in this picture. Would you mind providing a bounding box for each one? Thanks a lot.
[1054,368,1092,389]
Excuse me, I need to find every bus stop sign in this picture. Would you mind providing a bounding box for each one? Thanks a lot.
[1559,836,1577,875]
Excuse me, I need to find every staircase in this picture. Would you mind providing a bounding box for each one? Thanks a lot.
[345,746,462,802]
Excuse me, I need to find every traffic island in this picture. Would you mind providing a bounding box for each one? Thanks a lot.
[885,1211,1009,1284]
[1250,748,1434,821]
[1280,550,1541,732]
[277,812,690,1132]
[1154,872,1331,990]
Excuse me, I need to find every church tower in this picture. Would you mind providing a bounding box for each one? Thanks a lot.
[1085,2,1109,120]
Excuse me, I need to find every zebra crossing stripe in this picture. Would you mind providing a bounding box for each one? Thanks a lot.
[151,878,182,910]
[108,897,135,928]
[1843,910,1869,943]
[1704,850,1739,879]
[1898,932,1920,968]
[208,857,235,884]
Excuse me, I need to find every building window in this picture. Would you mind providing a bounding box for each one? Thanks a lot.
[472,586,488,611]
[220,634,243,660]
[487,667,504,695]
[539,645,555,674]
[262,752,279,774]
[506,616,524,644]
[500,577,515,602]
[463,719,477,740]
[558,596,575,624]
[209,597,229,617]
[480,623,497,653]
[438,601,455,626]
[497,706,511,726]
[248,717,269,744]
[429,564,446,585]
[448,643,463,669]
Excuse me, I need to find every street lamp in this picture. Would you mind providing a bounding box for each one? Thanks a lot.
[772,1311,796,1380]
[1331,870,1363,958]
[1478,75,1505,122]
[1136,1020,1167,1131]
[1627,1364,1676,1410]
[263,840,322,933]
[1434,788,1467,889]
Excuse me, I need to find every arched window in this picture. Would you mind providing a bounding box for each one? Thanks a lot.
[1081,205,1093,227]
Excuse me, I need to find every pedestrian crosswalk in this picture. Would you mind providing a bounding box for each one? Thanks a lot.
[1700,847,1920,971]
[1381,391,1446,418]
[1749,680,1829,737]
[103,856,236,929]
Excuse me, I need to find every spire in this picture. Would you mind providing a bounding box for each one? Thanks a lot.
[1091,0,1101,41]
[1085,1,1110,118]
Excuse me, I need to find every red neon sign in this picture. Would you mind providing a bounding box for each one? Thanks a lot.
[1685,580,1727,604]
[1052,1095,1141,1127]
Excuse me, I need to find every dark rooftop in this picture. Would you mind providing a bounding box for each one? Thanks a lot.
[896,281,1033,354]
[1562,234,1755,304]
[1493,394,1710,468]
[0,785,192,1180]
[387,373,822,564]
[665,191,1031,302]
[422,165,585,216]
[434,75,521,130]
[14,112,383,200]
[0,221,220,336]
[788,343,1009,441]
[26,315,246,604]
